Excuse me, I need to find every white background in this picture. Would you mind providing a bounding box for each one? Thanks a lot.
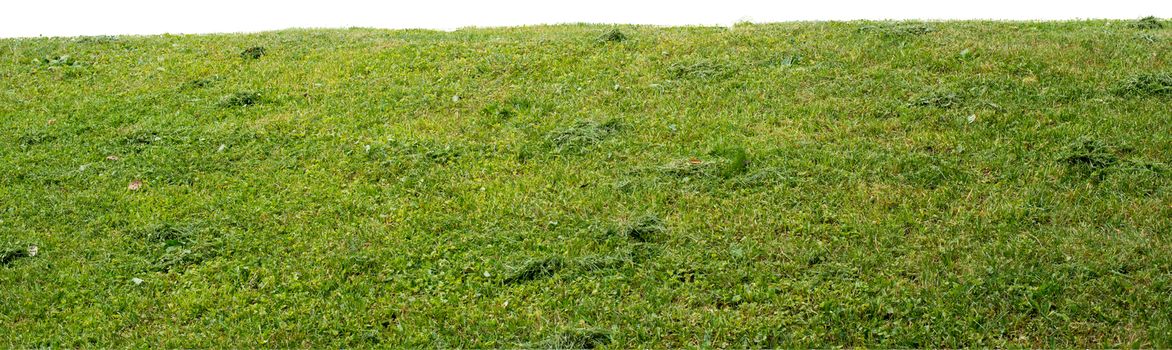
[2,0,1170,38]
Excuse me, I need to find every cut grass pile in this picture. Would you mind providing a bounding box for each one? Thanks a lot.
[1,19,1171,347]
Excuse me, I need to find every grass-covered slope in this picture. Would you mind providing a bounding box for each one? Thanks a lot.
[2,19,1171,347]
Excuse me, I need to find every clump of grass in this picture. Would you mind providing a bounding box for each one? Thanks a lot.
[153,243,220,272]
[672,267,700,283]
[184,79,213,89]
[134,223,219,272]
[361,139,463,182]
[481,97,540,122]
[909,90,961,108]
[36,55,83,68]
[368,139,462,165]
[482,98,537,120]
[714,146,750,178]
[545,119,622,153]
[895,24,934,36]
[1059,137,1119,170]
[612,214,665,243]
[1120,159,1170,174]
[668,60,731,80]
[135,222,198,245]
[1130,16,1165,29]
[1136,33,1158,43]
[733,167,802,188]
[416,144,460,165]
[764,52,803,67]
[536,328,612,349]
[481,103,515,119]
[658,157,722,178]
[1,247,31,266]
[182,76,221,90]
[240,46,267,59]
[341,254,380,277]
[597,28,627,43]
[219,91,262,107]
[120,130,165,147]
[1115,72,1172,96]
[503,257,564,284]
[578,251,635,271]
[18,131,55,146]
[652,149,749,182]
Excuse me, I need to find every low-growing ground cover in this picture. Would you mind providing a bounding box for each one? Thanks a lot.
[1,19,1170,347]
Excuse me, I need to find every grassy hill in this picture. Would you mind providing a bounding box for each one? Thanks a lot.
[2,19,1171,347]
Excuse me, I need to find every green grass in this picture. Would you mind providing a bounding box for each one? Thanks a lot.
[2,19,1171,347]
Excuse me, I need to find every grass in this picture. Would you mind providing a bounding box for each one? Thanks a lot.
[1116,72,1172,95]
[545,118,623,154]
[1,19,1171,347]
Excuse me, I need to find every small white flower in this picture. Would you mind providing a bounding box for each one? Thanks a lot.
[451,95,460,102]
[131,277,144,285]
[217,144,227,152]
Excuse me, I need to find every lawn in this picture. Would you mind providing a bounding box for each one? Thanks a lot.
[1,19,1170,347]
